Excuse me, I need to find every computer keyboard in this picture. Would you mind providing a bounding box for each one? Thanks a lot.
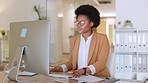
[48,73,72,78]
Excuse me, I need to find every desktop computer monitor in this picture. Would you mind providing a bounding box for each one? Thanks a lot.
[9,20,51,77]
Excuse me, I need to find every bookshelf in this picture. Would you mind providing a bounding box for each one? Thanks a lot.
[114,28,148,80]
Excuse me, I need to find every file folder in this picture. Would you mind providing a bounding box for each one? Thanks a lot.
[138,54,142,72]
[124,55,128,72]
[147,33,148,52]
[138,33,142,52]
[132,55,137,72]
[132,32,137,52]
[128,32,133,52]
[142,32,147,52]
[142,54,147,72]
[119,33,124,52]
[124,33,129,52]
[147,53,148,72]
[128,54,133,72]
[115,54,120,72]
[119,54,124,72]
[115,32,120,52]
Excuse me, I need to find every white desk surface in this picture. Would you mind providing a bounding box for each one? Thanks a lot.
[0,71,143,83]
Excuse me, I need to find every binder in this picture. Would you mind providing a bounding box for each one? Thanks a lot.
[119,54,124,72]
[124,33,129,52]
[128,32,133,52]
[146,33,148,52]
[142,54,147,72]
[141,32,147,52]
[132,32,137,52]
[115,32,120,52]
[128,54,133,72]
[115,54,120,72]
[119,33,124,52]
[132,55,137,72]
[124,55,128,72]
[138,54,142,72]
[138,33,142,52]
[147,54,148,72]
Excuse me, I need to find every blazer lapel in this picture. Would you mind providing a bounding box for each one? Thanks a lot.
[88,32,97,64]
[72,35,80,70]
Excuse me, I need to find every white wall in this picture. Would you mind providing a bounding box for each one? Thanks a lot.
[47,0,75,54]
[0,0,46,62]
[0,0,46,29]
[116,0,148,29]
[62,1,75,53]
[47,0,63,63]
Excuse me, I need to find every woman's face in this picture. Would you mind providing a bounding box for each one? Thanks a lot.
[75,15,93,34]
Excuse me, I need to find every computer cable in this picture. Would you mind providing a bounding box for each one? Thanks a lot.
[4,60,26,74]
[4,63,9,74]
[2,66,16,83]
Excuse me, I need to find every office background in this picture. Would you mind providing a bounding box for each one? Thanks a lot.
[0,0,148,80]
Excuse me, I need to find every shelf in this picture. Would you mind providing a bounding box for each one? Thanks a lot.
[114,28,148,80]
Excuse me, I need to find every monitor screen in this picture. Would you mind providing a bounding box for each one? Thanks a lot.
[9,20,51,76]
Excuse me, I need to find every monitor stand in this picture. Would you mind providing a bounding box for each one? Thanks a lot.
[8,46,26,82]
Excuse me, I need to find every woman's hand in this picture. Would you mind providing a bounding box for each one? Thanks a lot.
[72,68,84,78]
[49,66,63,72]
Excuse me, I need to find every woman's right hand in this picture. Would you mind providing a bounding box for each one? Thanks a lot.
[49,66,63,72]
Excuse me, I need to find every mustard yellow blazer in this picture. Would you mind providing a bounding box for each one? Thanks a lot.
[64,31,110,77]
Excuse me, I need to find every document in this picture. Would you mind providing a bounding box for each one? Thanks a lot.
[71,75,104,82]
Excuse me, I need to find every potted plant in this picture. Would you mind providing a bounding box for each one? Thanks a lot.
[1,30,7,40]
[124,20,133,28]
[1,30,5,36]
[116,21,123,28]
[33,5,47,20]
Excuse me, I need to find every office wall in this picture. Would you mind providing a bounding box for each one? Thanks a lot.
[47,0,75,54]
[47,0,63,63]
[0,0,46,29]
[116,0,148,29]
[0,0,46,62]
[62,0,75,53]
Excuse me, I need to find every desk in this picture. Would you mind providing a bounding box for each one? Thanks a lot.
[0,71,143,83]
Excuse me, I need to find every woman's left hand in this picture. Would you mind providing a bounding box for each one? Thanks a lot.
[72,68,84,78]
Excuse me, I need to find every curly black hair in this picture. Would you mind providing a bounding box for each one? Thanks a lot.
[75,4,100,28]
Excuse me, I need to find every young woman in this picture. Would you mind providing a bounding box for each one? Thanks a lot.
[50,4,110,78]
